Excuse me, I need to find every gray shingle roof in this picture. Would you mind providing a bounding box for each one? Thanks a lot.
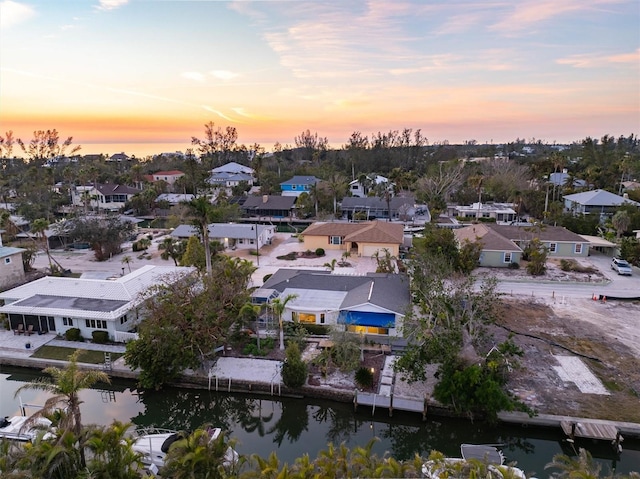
[280,176,321,186]
[242,195,297,210]
[563,189,640,207]
[262,269,410,315]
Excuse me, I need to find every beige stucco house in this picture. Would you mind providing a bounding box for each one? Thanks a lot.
[302,221,404,257]
[0,232,25,291]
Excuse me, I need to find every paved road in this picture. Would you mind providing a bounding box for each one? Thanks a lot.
[495,252,640,299]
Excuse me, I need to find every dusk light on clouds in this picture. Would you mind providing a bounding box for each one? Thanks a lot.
[0,0,638,156]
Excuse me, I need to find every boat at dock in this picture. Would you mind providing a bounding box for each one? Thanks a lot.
[422,444,531,479]
[131,426,239,474]
[0,415,53,442]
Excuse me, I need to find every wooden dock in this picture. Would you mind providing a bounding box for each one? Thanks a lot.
[353,390,428,419]
[561,420,623,452]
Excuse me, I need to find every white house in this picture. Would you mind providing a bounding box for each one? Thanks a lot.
[171,223,275,251]
[0,265,194,341]
[448,202,518,224]
[563,189,640,216]
[348,175,392,198]
[71,184,141,212]
[252,269,410,337]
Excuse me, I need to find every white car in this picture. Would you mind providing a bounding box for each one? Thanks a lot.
[611,258,633,276]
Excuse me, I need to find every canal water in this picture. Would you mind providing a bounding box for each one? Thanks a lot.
[1,366,638,477]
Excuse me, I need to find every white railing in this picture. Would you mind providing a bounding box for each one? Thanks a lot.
[114,331,139,343]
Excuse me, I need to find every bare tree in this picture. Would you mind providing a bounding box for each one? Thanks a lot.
[17,129,80,166]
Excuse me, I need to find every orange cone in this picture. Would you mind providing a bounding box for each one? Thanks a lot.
[603,296,607,303]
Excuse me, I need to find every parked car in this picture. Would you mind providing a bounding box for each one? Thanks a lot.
[611,257,633,275]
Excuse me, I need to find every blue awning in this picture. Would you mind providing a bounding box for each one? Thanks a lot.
[338,311,395,328]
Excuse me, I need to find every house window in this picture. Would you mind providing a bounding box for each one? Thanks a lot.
[320,313,325,324]
[330,236,343,245]
[291,185,297,190]
[575,243,583,254]
[63,317,73,326]
[299,313,316,324]
[120,315,128,325]
[504,252,512,263]
[549,243,557,253]
[85,319,107,329]
[4,257,10,264]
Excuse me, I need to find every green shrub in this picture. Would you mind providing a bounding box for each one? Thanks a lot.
[282,343,308,388]
[92,330,109,344]
[355,366,374,388]
[508,262,520,269]
[301,324,330,335]
[65,328,82,342]
[263,273,273,283]
[315,248,325,256]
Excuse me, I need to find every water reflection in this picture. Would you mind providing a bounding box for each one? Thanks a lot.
[2,366,639,477]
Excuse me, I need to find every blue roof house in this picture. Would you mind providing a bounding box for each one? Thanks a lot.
[280,176,322,197]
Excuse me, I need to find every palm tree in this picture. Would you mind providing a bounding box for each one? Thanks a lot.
[83,421,143,479]
[612,210,630,239]
[239,302,263,350]
[159,236,185,266]
[545,447,603,478]
[121,255,133,273]
[189,196,214,276]
[14,349,111,468]
[323,258,337,271]
[270,294,298,350]
[161,427,237,479]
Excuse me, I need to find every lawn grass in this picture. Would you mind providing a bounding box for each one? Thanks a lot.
[30,346,123,364]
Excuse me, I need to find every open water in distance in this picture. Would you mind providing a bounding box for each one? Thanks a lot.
[1,366,638,477]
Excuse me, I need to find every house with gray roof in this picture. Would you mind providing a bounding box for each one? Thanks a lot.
[0,265,194,340]
[454,223,590,268]
[171,223,275,251]
[563,189,640,216]
[241,195,297,218]
[252,269,410,337]
[0,232,25,291]
[340,195,415,221]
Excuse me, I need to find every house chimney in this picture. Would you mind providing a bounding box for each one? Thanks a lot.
[562,168,568,174]
[262,195,268,203]
[623,193,629,199]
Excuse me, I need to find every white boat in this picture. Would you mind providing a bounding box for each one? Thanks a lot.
[422,444,530,479]
[0,415,54,442]
[131,426,239,474]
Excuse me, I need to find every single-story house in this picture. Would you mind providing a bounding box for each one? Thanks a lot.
[0,265,194,340]
[252,269,410,337]
[0,232,25,290]
[340,195,415,221]
[563,189,640,215]
[171,223,275,250]
[241,195,297,218]
[454,224,523,267]
[280,176,322,197]
[71,184,141,212]
[302,220,404,257]
[448,202,518,224]
[107,152,130,162]
[454,223,591,267]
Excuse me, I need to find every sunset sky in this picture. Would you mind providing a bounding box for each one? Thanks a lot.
[1,0,638,157]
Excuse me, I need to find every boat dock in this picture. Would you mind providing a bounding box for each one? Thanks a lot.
[561,420,623,452]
